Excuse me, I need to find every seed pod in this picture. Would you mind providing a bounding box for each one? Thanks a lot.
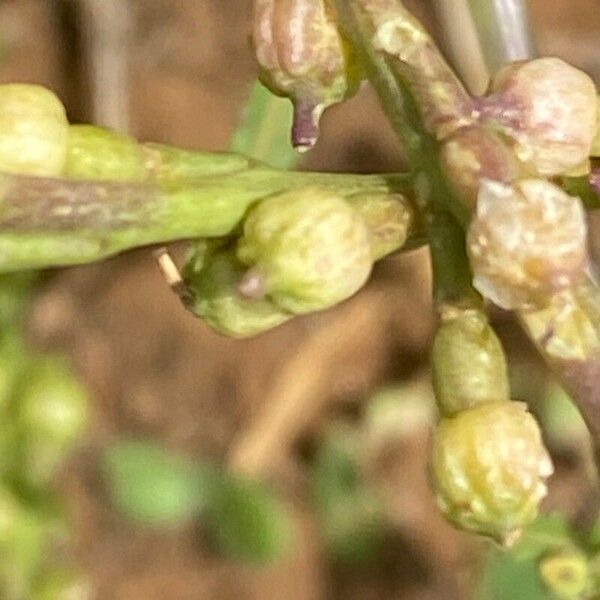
[65,125,146,181]
[0,84,68,176]
[483,58,597,176]
[183,244,291,338]
[468,179,588,310]
[440,125,521,210]
[253,0,361,150]
[237,187,373,314]
[539,551,590,600]
[432,401,553,543]
[432,308,509,416]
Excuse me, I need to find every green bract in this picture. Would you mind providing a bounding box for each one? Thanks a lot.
[237,187,373,314]
[65,125,146,181]
[432,401,553,543]
[432,308,509,416]
[0,84,68,177]
[184,244,290,338]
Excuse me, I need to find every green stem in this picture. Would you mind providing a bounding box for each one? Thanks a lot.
[334,0,475,309]
[0,168,415,272]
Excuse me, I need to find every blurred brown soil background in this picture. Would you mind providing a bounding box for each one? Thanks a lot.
[0,1,598,599]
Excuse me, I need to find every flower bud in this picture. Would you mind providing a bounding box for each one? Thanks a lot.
[468,179,588,310]
[65,125,146,181]
[440,125,520,210]
[483,58,597,176]
[0,84,68,176]
[253,0,361,150]
[432,308,509,416]
[345,191,412,259]
[539,551,590,600]
[237,187,373,314]
[183,245,290,338]
[432,401,553,543]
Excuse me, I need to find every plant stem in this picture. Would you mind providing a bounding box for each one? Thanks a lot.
[0,168,416,272]
[333,0,476,308]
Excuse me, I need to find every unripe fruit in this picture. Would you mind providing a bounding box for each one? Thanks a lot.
[432,308,509,416]
[440,125,520,209]
[237,187,373,314]
[468,179,588,310]
[184,245,290,338]
[484,58,597,176]
[432,401,553,543]
[0,84,68,176]
[65,125,146,181]
[253,0,361,150]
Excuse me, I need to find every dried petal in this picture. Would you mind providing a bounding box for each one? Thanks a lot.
[468,179,588,310]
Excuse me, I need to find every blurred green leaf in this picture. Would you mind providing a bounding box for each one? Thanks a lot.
[102,441,211,527]
[313,426,385,564]
[205,474,293,564]
[478,515,577,600]
[478,550,553,600]
[230,80,298,169]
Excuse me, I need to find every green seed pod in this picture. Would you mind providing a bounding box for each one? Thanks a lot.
[65,125,146,181]
[483,58,597,176]
[432,401,553,543]
[253,0,362,150]
[345,192,412,259]
[432,308,509,416]
[237,187,373,314]
[184,244,291,338]
[539,551,590,600]
[468,179,588,310]
[0,83,68,176]
[440,125,521,210]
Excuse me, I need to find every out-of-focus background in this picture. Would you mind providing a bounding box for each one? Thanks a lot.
[0,1,598,599]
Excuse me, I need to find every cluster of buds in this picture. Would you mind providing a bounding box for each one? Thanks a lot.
[184,187,382,337]
[430,306,553,543]
[252,0,362,150]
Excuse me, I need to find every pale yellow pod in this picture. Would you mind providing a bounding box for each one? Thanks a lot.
[0,84,69,177]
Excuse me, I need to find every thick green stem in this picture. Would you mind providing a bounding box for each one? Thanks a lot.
[0,168,415,272]
[334,0,475,310]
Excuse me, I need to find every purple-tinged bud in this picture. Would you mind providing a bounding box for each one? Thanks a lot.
[252,0,361,151]
[482,58,597,177]
[440,125,521,209]
[468,179,588,311]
